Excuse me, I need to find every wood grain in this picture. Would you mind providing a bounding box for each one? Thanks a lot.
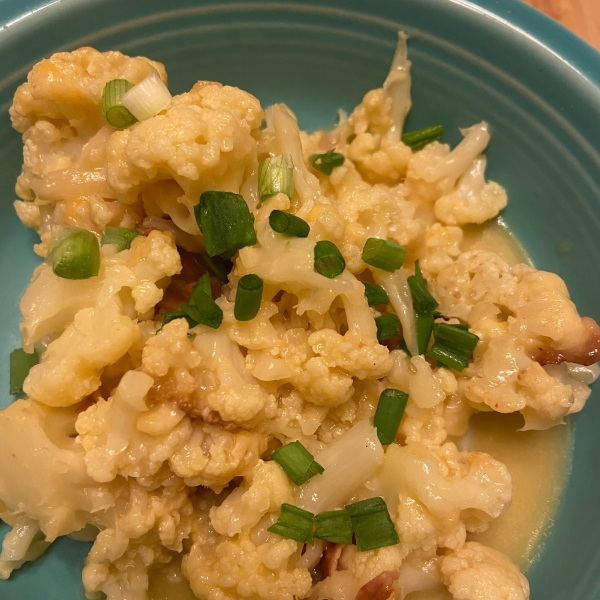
[523,0,600,49]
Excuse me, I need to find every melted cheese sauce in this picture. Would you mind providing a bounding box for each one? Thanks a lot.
[459,217,570,571]
[149,219,570,598]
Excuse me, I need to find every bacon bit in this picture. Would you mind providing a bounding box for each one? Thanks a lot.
[179,249,205,283]
[146,377,201,417]
[320,543,343,577]
[536,317,600,367]
[355,570,400,600]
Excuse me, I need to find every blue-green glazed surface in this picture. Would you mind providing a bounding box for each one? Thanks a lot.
[1,0,599,598]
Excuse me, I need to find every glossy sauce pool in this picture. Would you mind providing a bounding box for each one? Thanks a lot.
[461,218,571,572]
[149,218,571,599]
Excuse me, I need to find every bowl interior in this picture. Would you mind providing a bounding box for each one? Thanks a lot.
[1,0,600,598]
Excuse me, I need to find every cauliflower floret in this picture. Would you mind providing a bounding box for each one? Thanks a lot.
[440,541,529,600]
[24,302,139,407]
[434,156,507,226]
[420,223,463,276]
[378,443,512,554]
[406,123,491,202]
[183,533,312,600]
[10,47,165,133]
[76,370,191,482]
[14,199,41,228]
[170,422,267,491]
[0,400,117,543]
[330,166,425,273]
[210,461,293,537]
[106,81,263,217]
[0,511,50,580]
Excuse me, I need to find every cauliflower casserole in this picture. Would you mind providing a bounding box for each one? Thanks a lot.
[1,35,599,600]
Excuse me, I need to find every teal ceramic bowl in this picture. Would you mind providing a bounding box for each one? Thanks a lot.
[1,0,600,598]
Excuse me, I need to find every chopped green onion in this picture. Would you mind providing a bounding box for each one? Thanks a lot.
[162,310,195,328]
[314,510,353,545]
[415,312,435,355]
[120,73,172,121]
[269,210,310,238]
[309,149,345,175]
[373,388,409,445]
[258,155,294,201]
[180,293,223,330]
[314,240,345,279]
[101,226,141,252]
[402,124,444,151]
[198,251,232,283]
[346,497,400,551]
[427,322,479,371]
[195,191,257,259]
[375,313,400,340]
[361,238,406,272]
[9,348,38,395]
[268,504,315,543]
[52,229,100,280]
[272,441,324,486]
[102,79,137,129]
[363,282,389,306]
[407,262,438,315]
[234,274,264,322]
[190,272,212,301]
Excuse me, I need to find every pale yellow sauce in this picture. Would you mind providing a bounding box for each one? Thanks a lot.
[459,217,570,571]
[149,219,569,598]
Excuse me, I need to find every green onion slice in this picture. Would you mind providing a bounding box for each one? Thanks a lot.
[198,251,232,283]
[268,503,315,543]
[402,124,444,151]
[363,282,389,306]
[415,312,435,356]
[271,441,324,486]
[309,149,345,175]
[361,238,406,272]
[101,226,141,252]
[258,155,294,202]
[180,292,223,330]
[51,228,100,280]
[9,348,38,395]
[269,210,310,238]
[195,191,257,259]
[190,272,212,302]
[314,510,353,545]
[346,497,400,551]
[314,240,345,279]
[162,310,195,328]
[373,388,409,445]
[407,261,438,315]
[234,274,264,322]
[375,313,400,341]
[427,322,479,371]
[102,79,137,129]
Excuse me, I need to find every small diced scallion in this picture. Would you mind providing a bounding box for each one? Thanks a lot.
[269,210,310,238]
[427,322,479,371]
[195,191,257,259]
[268,503,315,543]
[314,510,353,545]
[234,274,263,322]
[361,238,406,272]
[52,228,100,280]
[363,282,389,306]
[101,226,141,252]
[314,240,345,279]
[272,441,324,486]
[258,155,294,202]
[9,348,38,395]
[309,149,345,175]
[375,313,400,341]
[346,497,400,551]
[373,388,409,445]
[102,79,137,129]
[402,124,444,150]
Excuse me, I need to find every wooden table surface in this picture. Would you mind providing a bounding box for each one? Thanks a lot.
[523,0,600,49]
